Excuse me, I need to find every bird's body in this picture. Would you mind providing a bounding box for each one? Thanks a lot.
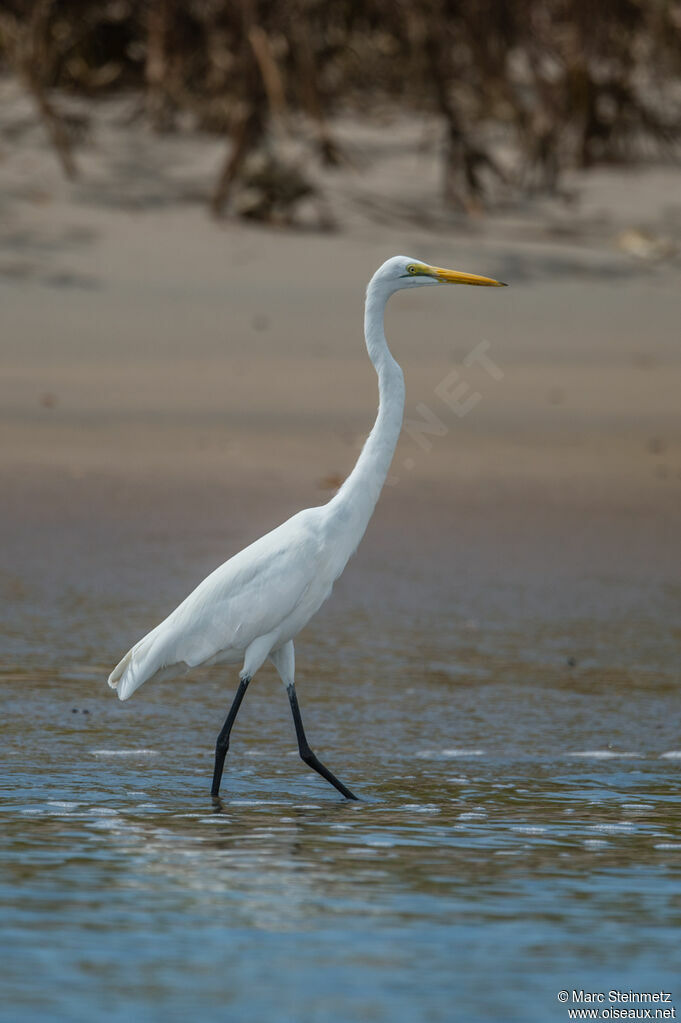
[110,506,347,698]
[108,255,505,799]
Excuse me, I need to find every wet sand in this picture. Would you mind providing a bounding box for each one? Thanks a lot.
[1,91,680,593]
[1,85,681,1021]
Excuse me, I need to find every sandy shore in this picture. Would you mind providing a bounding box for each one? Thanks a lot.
[1,82,680,615]
[3,82,681,1023]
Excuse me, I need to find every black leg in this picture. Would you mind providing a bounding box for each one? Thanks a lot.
[211,675,251,797]
[286,683,358,800]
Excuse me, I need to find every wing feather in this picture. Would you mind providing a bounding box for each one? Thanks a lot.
[109,509,322,699]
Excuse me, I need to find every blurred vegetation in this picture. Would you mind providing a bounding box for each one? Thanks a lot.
[0,0,679,219]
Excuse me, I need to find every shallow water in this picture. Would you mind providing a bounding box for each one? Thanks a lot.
[2,496,681,1023]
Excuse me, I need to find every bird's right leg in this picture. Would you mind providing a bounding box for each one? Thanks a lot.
[211,674,251,797]
[286,684,358,800]
[270,642,358,800]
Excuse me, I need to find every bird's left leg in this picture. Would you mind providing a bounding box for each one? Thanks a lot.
[211,636,275,798]
[211,673,251,797]
[270,642,358,801]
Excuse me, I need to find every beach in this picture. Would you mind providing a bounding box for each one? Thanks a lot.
[1,84,681,1022]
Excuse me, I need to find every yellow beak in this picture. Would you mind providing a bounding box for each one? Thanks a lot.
[430,266,507,287]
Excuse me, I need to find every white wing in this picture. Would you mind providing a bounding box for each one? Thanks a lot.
[108,508,324,700]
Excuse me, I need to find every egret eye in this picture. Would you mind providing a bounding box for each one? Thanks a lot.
[407,265,417,274]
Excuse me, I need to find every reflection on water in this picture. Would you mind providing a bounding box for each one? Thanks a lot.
[2,616,681,1023]
[1,508,681,1022]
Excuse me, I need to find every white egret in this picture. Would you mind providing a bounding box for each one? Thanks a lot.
[108,256,506,799]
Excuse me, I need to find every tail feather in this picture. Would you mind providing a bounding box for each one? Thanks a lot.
[108,627,166,701]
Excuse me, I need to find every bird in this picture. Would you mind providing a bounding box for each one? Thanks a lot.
[108,255,506,800]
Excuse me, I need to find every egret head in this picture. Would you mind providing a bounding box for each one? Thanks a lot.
[371,255,506,295]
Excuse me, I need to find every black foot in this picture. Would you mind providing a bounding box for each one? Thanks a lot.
[300,746,358,799]
[288,683,358,800]
[211,675,251,797]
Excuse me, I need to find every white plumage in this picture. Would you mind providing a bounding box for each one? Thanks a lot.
[109,509,328,700]
[108,255,505,799]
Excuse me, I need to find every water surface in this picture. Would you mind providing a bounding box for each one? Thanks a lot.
[2,566,680,1023]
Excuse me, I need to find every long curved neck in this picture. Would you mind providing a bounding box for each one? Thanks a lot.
[326,278,405,562]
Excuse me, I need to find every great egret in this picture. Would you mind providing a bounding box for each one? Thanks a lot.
[108,256,506,799]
